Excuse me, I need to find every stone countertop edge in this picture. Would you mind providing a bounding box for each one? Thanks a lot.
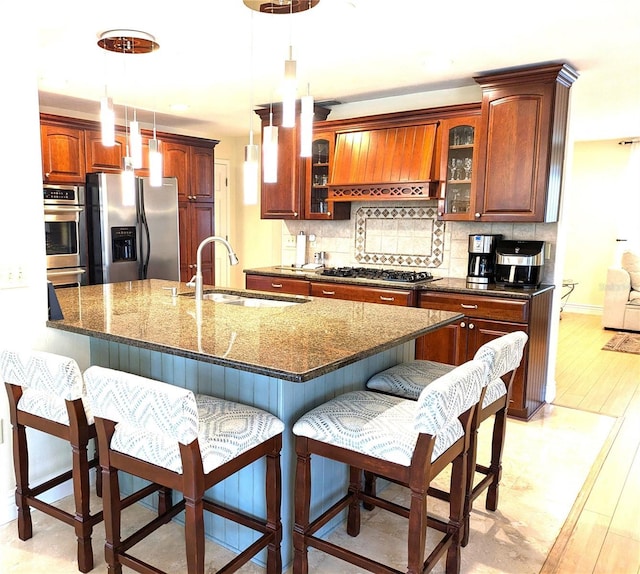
[47,279,463,383]
[243,267,555,299]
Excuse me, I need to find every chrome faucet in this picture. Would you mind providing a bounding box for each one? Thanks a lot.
[188,236,239,300]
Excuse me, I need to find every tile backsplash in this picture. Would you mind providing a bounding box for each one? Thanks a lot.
[282,200,558,283]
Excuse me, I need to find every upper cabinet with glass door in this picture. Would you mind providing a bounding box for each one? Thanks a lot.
[437,115,480,220]
[305,131,350,220]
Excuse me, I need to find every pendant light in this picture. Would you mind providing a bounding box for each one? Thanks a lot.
[263,103,279,183]
[281,2,297,128]
[300,85,314,158]
[129,109,143,169]
[243,10,259,205]
[282,45,297,128]
[149,111,163,187]
[121,105,136,206]
[100,94,115,147]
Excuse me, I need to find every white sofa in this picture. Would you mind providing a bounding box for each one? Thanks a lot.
[602,251,640,332]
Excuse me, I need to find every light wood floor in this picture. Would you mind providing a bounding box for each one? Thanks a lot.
[541,313,640,574]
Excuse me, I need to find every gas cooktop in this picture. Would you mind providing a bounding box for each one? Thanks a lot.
[319,267,436,283]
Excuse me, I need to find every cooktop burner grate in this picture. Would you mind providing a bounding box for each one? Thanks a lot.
[320,267,434,283]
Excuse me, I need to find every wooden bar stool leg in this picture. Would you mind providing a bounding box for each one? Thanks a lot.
[71,437,94,572]
[446,453,466,574]
[266,445,283,574]
[157,487,173,516]
[12,420,33,541]
[184,494,205,574]
[94,440,103,498]
[293,438,312,574]
[100,420,123,574]
[487,409,507,511]
[407,486,428,574]
[462,422,480,548]
[346,465,361,537]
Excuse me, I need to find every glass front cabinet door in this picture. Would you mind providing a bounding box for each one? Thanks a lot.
[305,131,350,220]
[437,115,480,220]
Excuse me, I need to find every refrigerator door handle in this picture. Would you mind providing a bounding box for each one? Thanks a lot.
[137,180,151,280]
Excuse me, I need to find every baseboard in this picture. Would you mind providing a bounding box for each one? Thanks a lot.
[562,303,602,315]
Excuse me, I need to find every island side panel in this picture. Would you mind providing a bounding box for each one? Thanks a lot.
[90,337,414,569]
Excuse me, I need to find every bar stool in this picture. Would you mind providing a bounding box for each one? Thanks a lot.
[84,365,285,574]
[366,330,528,546]
[1,348,103,572]
[292,359,487,574]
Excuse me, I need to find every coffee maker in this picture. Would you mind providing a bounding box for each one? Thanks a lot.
[467,234,502,285]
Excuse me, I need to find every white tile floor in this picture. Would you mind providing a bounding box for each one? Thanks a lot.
[0,404,615,573]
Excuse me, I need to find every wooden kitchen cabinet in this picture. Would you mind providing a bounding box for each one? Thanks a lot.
[473,63,578,223]
[255,104,331,220]
[84,130,127,173]
[305,131,350,220]
[246,274,310,295]
[163,142,214,202]
[310,282,416,306]
[416,288,553,420]
[41,123,86,183]
[436,114,481,221]
[179,202,215,284]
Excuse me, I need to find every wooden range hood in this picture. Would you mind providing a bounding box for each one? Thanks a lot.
[328,122,439,201]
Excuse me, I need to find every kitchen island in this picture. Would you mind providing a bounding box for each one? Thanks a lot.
[48,279,462,568]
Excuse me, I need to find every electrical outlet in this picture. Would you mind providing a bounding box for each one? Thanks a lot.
[0,264,28,289]
[285,235,296,248]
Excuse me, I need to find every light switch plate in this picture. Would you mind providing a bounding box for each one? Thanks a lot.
[0,264,28,289]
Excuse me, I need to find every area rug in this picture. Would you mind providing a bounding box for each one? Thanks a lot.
[602,331,640,354]
[0,406,617,574]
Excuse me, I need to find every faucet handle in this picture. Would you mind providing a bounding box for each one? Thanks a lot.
[186,275,197,288]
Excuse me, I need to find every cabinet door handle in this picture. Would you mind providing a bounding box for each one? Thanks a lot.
[468,323,475,330]
[293,211,298,217]
[460,321,466,328]
[474,213,481,218]
[327,211,331,216]
[379,296,395,302]
[461,304,478,309]
[322,290,336,295]
[271,283,283,289]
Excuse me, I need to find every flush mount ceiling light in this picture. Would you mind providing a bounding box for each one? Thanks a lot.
[97,29,159,54]
[243,0,320,14]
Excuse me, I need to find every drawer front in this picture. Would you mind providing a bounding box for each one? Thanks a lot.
[246,274,310,295]
[310,282,413,306]
[419,291,528,322]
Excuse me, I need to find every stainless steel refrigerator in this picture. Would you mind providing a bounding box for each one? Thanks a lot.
[86,172,180,284]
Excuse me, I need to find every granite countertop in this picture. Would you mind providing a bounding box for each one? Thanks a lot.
[244,266,555,299]
[48,280,462,382]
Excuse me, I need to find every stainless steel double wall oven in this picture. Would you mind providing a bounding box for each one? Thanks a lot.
[44,184,87,286]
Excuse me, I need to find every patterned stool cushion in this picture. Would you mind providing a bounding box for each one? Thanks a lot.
[292,390,463,465]
[367,361,508,409]
[0,349,92,426]
[366,360,453,398]
[294,360,486,466]
[85,366,284,474]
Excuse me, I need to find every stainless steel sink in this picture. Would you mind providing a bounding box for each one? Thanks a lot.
[201,292,303,308]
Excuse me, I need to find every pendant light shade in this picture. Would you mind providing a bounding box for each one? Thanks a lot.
[149,138,163,187]
[243,143,259,205]
[129,113,142,169]
[121,154,136,206]
[100,96,115,147]
[300,93,314,157]
[282,49,297,128]
[263,108,279,183]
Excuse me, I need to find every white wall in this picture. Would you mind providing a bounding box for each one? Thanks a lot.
[563,140,639,313]
[0,13,91,525]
